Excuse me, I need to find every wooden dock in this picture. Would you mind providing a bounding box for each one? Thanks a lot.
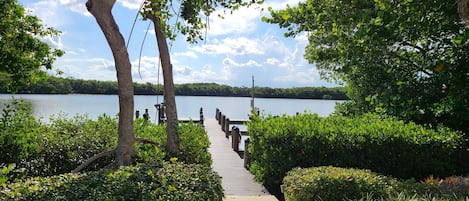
[205,118,278,201]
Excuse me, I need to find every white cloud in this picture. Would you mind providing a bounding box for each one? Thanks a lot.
[59,0,90,16]
[207,7,261,36]
[279,47,300,68]
[175,66,193,76]
[222,58,261,68]
[172,64,231,84]
[273,68,318,84]
[222,58,239,66]
[294,32,309,44]
[191,37,264,55]
[174,51,198,59]
[55,57,116,81]
[27,0,64,27]
[130,56,160,82]
[118,0,143,10]
[246,59,262,67]
[42,34,64,49]
[265,57,280,65]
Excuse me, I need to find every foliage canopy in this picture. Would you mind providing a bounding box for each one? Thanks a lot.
[0,0,64,92]
[263,0,469,134]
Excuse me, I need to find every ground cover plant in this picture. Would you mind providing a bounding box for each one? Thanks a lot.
[247,112,469,195]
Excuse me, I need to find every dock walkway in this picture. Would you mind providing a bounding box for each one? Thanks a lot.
[205,118,277,201]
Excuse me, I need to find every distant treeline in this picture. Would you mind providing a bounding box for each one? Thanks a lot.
[1,76,348,100]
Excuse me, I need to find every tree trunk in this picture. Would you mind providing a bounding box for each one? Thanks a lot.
[459,0,469,27]
[86,0,136,166]
[148,14,180,156]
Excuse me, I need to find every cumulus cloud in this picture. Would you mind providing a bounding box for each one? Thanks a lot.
[27,0,65,27]
[174,51,198,59]
[55,57,116,81]
[273,68,318,84]
[175,66,193,76]
[172,64,231,84]
[265,57,280,65]
[42,34,64,50]
[118,0,143,10]
[191,37,264,55]
[279,47,300,68]
[222,58,261,68]
[130,56,160,82]
[207,7,261,36]
[59,0,90,16]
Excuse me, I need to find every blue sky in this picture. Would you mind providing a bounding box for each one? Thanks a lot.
[19,0,339,88]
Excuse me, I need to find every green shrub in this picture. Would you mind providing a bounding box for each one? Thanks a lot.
[0,99,42,165]
[283,166,468,201]
[177,123,212,166]
[0,161,223,201]
[248,113,468,195]
[283,166,401,201]
[1,99,212,180]
[134,119,212,166]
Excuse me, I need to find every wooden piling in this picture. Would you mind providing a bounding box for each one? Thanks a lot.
[225,118,230,137]
[232,126,240,152]
[244,138,251,169]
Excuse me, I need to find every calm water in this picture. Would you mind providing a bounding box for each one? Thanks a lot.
[0,94,343,122]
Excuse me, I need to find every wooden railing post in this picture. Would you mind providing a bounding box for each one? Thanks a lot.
[224,118,230,137]
[220,114,226,130]
[244,138,251,169]
[232,126,240,152]
[200,107,204,125]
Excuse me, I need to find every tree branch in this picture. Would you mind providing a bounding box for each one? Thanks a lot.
[135,138,159,145]
[72,148,115,173]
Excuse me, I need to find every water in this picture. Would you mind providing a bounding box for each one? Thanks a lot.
[0,94,343,121]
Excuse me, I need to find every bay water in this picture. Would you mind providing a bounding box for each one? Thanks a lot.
[0,94,343,122]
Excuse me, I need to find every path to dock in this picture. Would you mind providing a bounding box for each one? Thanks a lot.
[205,118,278,201]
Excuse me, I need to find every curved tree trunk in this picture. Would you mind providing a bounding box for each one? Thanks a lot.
[86,0,136,166]
[459,0,469,27]
[148,14,180,156]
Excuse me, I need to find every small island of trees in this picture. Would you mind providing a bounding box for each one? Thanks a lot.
[0,76,348,100]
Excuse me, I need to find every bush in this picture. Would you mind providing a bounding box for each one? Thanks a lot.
[0,109,118,177]
[248,113,468,195]
[134,119,212,166]
[1,99,212,180]
[282,166,401,201]
[0,161,223,201]
[283,166,469,201]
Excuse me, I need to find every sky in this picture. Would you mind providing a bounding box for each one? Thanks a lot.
[19,0,339,88]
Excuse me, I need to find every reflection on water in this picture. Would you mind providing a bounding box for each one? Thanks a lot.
[0,94,343,122]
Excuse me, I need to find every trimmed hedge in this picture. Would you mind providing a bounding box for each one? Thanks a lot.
[282,166,402,201]
[248,113,468,195]
[0,161,223,201]
[283,166,467,201]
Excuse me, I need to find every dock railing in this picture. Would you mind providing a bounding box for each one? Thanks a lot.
[215,108,251,168]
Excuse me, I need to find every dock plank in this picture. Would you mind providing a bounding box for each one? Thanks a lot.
[205,119,277,200]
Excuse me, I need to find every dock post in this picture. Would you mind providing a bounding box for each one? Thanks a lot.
[232,126,240,152]
[244,138,251,169]
[221,115,226,130]
[215,108,220,120]
[200,107,204,125]
[224,118,230,136]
